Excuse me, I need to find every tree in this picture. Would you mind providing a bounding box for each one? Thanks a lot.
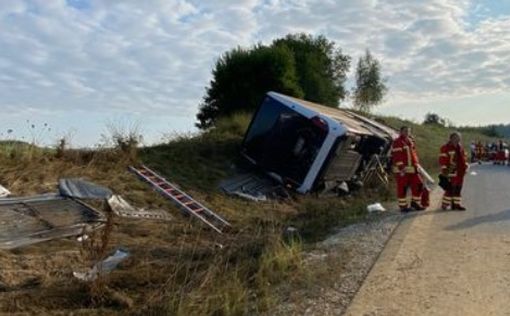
[272,33,351,106]
[196,45,304,129]
[423,113,446,126]
[196,34,351,129]
[352,49,387,113]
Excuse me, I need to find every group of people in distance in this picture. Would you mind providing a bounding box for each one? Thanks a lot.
[390,126,468,213]
[471,140,509,165]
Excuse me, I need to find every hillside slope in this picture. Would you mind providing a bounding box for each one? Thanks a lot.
[0,113,497,315]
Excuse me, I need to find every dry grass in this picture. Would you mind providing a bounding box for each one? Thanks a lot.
[0,116,371,315]
[0,112,488,315]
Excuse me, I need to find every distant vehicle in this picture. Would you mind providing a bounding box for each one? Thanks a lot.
[240,92,398,194]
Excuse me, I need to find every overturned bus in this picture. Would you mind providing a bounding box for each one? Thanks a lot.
[239,92,398,195]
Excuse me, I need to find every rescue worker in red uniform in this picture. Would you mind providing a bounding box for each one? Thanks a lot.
[495,140,506,165]
[474,140,485,164]
[391,126,425,212]
[439,132,469,210]
[475,141,485,164]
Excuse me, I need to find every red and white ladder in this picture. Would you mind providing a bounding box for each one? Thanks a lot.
[129,165,231,233]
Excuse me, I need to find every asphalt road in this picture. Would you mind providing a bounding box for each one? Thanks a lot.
[345,164,510,316]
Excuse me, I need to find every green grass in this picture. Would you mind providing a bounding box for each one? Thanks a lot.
[0,111,498,315]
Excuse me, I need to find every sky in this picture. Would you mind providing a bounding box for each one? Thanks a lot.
[0,0,509,147]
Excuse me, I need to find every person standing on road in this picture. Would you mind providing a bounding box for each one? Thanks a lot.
[391,126,425,212]
[470,141,476,163]
[495,140,506,165]
[475,140,485,164]
[439,132,469,211]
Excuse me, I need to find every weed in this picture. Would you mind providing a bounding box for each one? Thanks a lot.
[80,202,115,305]
[101,120,143,163]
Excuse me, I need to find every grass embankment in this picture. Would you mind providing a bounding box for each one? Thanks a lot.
[0,113,495,315]
[375,116,496,172]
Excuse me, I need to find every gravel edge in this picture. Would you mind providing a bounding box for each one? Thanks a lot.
[273,212,403,315]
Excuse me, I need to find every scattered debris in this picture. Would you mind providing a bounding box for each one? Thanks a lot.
[338,181,350,193]
[130,165,230,233]
[77,234,89,242]
[232,191,267,202]
[367,203,386,213]
[73,248,130,281]
[0,194,105,249]
[219,172,287,201]
[59,178,113,199]
[107,195,172,221]
[361,155,390,187]
[0,184,10,198]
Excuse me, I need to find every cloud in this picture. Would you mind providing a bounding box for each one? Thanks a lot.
[0,0,509,145]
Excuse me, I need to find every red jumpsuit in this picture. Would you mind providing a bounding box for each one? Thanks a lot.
[391,135,424,210]
[439,142,468,208]
[496,142,506,164]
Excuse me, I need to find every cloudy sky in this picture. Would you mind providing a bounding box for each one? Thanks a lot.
[0,0,509,146]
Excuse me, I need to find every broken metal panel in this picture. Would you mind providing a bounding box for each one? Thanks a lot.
[107,195,172,221]
[360,155,389,187]
[0,195,105,249]
[323,150,362,182]
[59,178,113,199]
[219,172,288,201]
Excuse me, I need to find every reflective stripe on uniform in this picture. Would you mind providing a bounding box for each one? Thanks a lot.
[405,146,412,168]
[404,166,416,173]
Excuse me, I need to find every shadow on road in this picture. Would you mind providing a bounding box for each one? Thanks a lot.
[445,208,510,231]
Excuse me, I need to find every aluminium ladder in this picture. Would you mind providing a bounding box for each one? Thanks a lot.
[129,165,231,233]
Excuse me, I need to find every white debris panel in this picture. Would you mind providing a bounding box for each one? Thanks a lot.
[107,195,172,221]
[73,248,130,281]
[0,184,10,198]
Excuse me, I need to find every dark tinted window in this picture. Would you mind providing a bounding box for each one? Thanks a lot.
[242,96,328,185]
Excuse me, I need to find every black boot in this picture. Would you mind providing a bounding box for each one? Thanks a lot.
[400,207,411,213]
[411,201,425,211]
[452,204,466,211]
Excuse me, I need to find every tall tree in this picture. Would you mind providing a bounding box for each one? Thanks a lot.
[272,33,351,106]
[352,49,388,113]
[196,45,304,129]
[196,34,351,129]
